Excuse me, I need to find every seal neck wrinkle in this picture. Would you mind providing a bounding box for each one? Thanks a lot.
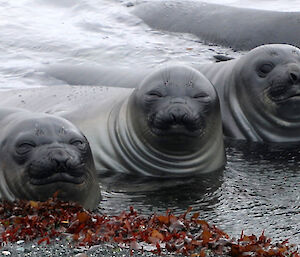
[226,71,262,142]
[108,98,225,177]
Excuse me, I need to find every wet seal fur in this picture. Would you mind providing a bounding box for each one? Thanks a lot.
[0,108,101,209]
[0,65,225,177]
[194,44,300,142]
[132,1,300,50]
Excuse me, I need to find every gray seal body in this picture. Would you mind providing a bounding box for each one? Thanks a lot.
[133,1,300,50]
[41,44,300,143]
[194,44,300,142]
[0,65,225,177]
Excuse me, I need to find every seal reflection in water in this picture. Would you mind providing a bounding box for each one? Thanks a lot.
[0,108,101,209]
[0,65,226,177]
[194,44,300,143]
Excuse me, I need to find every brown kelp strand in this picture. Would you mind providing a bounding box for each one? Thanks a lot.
[0,195,298,257]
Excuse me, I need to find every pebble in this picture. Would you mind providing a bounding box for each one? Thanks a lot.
[74,254,88,257]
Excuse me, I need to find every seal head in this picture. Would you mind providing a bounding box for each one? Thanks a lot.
[111,64,225,176]
[230,44,300,142]
[131,65,217,151]
[0,111,100,209]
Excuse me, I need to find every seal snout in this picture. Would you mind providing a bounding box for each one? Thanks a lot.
[267,64,300,102]
[168,106,188,125]
[28,146,86,185]
[149,103,203,136]
[49,148,76,173]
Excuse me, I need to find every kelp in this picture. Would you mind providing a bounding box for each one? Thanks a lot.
[0,195,298,257]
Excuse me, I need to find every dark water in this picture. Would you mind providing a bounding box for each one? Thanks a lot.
[99,142,300,245]
[0,0,299,249]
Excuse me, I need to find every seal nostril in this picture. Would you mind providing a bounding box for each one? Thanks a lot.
[181,113,188,123]
[53,158,68,172]
[49,150,71,172]
[290,72,298,82]
[170,112,176,123]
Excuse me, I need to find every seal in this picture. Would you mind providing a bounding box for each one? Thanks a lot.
[194,44,300,142]
[132,1,300,50]
[43,44,300,143]
[42,44,300,143]
[0,108,101,209]
[0,65,225,177]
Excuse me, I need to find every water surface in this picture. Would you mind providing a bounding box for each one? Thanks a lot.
[100,142,300,245]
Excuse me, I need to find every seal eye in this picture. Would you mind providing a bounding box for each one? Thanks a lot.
[193,93,209,99]
[70,139,87,151]
[192,93,210,103]
[16,142,36,155]
[147,91,163,98]
[257,63,274,77]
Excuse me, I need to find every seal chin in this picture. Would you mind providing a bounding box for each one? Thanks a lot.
[276,98,300,121]
[263,83,300,120]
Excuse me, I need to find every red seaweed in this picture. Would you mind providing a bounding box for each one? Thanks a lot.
[0,195,298,256]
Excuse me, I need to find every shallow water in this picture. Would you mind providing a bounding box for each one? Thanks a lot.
[99,142,300,245]
[0,0,299,248]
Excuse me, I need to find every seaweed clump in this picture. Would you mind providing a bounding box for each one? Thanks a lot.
[0,195,298,257]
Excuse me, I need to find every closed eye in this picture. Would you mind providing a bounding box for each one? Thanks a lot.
[257,63,274,77]
[192,93,211,104]
[16,141,36,155]
[70,138,87,151]
[193,93,209,99]
[147,91,163,98]
[70,139,86,146]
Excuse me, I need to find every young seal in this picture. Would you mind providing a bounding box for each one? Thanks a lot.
[0,65,225,177]
[194,44,300,142]
[132,1,300,50]
[42,44,300,143]
[0,108,101,209]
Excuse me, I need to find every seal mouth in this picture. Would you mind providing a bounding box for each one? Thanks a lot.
[269,90,300,103]
[28,164,86,185]
[267,82,300,103]
[148,110,205,137]
[150,125,204,137]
